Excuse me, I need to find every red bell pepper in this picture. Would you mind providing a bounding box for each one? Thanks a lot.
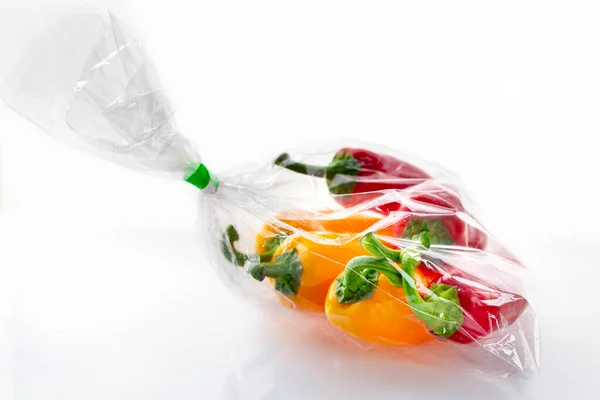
[274,148,431,214]
[275,149,487,250]
[422,261,529,344]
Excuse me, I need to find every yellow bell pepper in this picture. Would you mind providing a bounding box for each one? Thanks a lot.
[221,210,394,313]
[255,209,393,255]
[252,232,369,312]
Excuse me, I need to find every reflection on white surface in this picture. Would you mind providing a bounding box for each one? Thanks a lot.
[223,317,532,400]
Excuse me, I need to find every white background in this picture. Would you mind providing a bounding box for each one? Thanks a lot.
[1,1,599,399]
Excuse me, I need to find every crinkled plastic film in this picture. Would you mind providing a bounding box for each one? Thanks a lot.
[0,11,540,382]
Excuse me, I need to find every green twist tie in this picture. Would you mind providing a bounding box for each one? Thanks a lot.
[186,163,219,190]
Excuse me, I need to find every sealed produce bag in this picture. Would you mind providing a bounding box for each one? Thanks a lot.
[0,11,539,379]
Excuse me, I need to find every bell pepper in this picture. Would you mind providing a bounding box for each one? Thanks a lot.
[252,232,372,312]
[325,256,438,346]
[275,151,487,250]
[325,234,465,345]
[358,233,527,344]
[427,264,529,343]
[221,211,393,312]
[274,148,430,214]
[223,228,371,312]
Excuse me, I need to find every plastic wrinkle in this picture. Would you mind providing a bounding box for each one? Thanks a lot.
[205,169,538,376]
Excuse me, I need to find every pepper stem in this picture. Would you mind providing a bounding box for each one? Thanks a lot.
[398,250,464,338]
[359,232,464,337]
[346,256,404,287]
[274,153,328,178]
[361,234,422,297]
[360,233,402,262]
[359,234,428,303]
[246,259,294,281]
[221,225,249,266]
[220,226,301,296]
[247,249,303,296]
[398,250,425,305]
[335,255,405,304]
[220,225,285,267]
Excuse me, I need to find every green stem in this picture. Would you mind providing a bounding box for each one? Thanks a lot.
[247,249,303,296]
[398,251,425,306]
[221,225,248,266]
[398,249,464,338]
[335,256,402,304]
[274,153,328,178]
[346,256,403,287]
[247,259,293,281]
[358,232,464,337]
[360,233,423,290]
[360,233,402,262]
[221,225,302,297]
[220,225,284,267]
[360,234,435,309]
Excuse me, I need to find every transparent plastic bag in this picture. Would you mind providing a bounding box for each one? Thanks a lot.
[0,11,540,380]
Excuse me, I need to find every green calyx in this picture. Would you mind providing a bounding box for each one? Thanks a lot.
[347,232,464,339]
[274,151,361,195]
[246,249,303,296]
[261,236,285,261]
[399,251,463,338]
[186,163,219,190]
[401,219,453,247]
[326,151,361,195]
[334,256,401,304]
[423,284,464,336]
[220,225,301,296]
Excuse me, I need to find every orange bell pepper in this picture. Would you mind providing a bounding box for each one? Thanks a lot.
[325,256,436,346]
[325,233,464,346]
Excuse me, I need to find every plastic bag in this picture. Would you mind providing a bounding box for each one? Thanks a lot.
[0,11,540,379]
